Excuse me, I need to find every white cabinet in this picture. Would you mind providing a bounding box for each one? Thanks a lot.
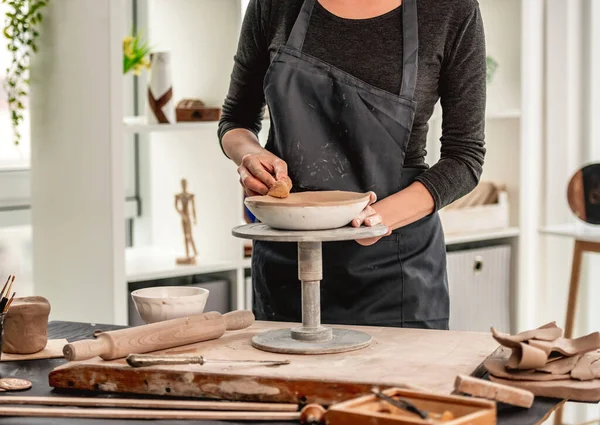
[447,245,511,333]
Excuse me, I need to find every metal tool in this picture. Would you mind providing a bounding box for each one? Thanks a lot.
[126,353,290,368]
[371,388,428,420]
[371,388,455,422]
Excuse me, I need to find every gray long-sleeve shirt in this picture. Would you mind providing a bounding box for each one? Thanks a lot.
[218,0,486,210]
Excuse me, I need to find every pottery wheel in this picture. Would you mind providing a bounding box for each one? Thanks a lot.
[232,223,387,354]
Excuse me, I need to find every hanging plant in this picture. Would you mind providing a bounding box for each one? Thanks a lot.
[2,0,48,145]
[486,56,498,84]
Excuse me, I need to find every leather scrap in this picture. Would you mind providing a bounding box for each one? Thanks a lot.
[528,332,600,357]
[537,355,580,375]
[484,357,570,381]
[492,322,562,344]
[571,352,600,381]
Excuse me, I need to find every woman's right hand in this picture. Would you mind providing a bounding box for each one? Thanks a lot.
[238,151,289,197]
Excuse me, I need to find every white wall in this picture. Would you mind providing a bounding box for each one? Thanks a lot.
[29,0,126,324]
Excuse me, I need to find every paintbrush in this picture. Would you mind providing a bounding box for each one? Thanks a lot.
[3,293,15,314]
[0,276,11,300]
[0,276,15,312]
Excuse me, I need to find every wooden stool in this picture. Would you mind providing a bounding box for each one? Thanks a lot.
[541,223,600,425]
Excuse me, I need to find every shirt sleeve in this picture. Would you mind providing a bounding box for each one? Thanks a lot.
[414,4,486,211]
[217,0,271,156]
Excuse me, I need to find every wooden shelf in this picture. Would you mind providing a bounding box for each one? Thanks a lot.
[123,116,219,134]
[126,246,241,283]
[445,227,520,245]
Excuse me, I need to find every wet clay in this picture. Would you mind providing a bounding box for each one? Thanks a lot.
[3,297,51,354]
[492,322,562,344]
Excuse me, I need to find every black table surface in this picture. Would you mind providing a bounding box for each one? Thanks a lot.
[0,321,562,425]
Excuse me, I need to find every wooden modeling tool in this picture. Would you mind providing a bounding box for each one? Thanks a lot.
[126,353,290,368]
[454,374,534,408]
[0,396,298,412]
[0,407,300,421]
[63,310,254,361]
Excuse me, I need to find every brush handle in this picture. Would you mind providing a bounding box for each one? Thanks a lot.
[63,310,255,362]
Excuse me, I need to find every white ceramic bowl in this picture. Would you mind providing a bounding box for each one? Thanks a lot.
[131,286,209,324]
[244,191,370,231]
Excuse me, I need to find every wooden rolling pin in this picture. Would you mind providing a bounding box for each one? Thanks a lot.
[63,310,254,362]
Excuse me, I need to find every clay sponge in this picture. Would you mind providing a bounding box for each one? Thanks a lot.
[268,176,293,199]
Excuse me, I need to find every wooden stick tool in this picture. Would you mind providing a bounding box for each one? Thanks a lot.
[0,396,298,412]
[126,353,290,368]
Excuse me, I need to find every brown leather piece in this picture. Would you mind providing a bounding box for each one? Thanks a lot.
[484,358,570,381]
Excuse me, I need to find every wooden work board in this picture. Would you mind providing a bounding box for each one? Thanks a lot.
[50,321,499,405]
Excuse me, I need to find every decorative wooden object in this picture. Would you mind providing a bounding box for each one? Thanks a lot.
[1,339,67,361]
[176,99,221,122]
[324,388,496,425]
[175,178,198,265]
[147,51,175,124]
[49,321,500,405]
[454,374,534,408]
[0,396,298,412]
[62,310,254,361]
[3,296,51,354]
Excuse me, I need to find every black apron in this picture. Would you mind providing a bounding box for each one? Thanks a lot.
[252,0,449,329]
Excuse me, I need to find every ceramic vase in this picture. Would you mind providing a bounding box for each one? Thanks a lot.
[147,51,175,124]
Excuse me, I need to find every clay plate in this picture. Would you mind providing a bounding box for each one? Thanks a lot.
[245,191,370,231]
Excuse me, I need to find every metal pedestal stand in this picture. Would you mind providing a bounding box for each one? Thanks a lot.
[232,223,388,354]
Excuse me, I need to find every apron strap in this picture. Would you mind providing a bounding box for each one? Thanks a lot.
[286,0,419,100]
[286,0,317,51]
[400,0,418,99]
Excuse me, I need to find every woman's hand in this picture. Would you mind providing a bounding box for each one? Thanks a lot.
[352,192,391,246]
[238,151,289,197]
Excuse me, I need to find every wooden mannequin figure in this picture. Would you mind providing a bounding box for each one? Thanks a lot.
[175,178,198,265]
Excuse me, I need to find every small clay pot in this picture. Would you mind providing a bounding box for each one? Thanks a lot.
[3,296,51,354]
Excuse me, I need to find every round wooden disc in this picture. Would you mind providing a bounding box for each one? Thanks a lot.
[232,223,388,242]
[567,163,600,225]
[0,378,32,391]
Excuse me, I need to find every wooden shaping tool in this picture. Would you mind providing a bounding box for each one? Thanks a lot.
[0,396,298,412]
[63,310,254,361]
[0,406,300,421]
[454,374,534,408]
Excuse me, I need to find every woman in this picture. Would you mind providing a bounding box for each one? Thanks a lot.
[218,0,486,330]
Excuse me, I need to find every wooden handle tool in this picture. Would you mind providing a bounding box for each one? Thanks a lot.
[63,310,254,362]
[126,353,290,368]
[0,406,300,421]
[454,374,534,408]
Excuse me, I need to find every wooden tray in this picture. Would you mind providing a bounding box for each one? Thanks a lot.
[49,321,499,405]
[326,388,496,425]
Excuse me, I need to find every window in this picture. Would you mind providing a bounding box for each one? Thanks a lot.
[0,2,30,170]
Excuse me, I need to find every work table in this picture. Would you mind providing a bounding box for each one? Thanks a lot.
[0,321,562,424]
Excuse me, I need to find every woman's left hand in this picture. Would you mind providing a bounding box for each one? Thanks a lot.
[351,192,391,246]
